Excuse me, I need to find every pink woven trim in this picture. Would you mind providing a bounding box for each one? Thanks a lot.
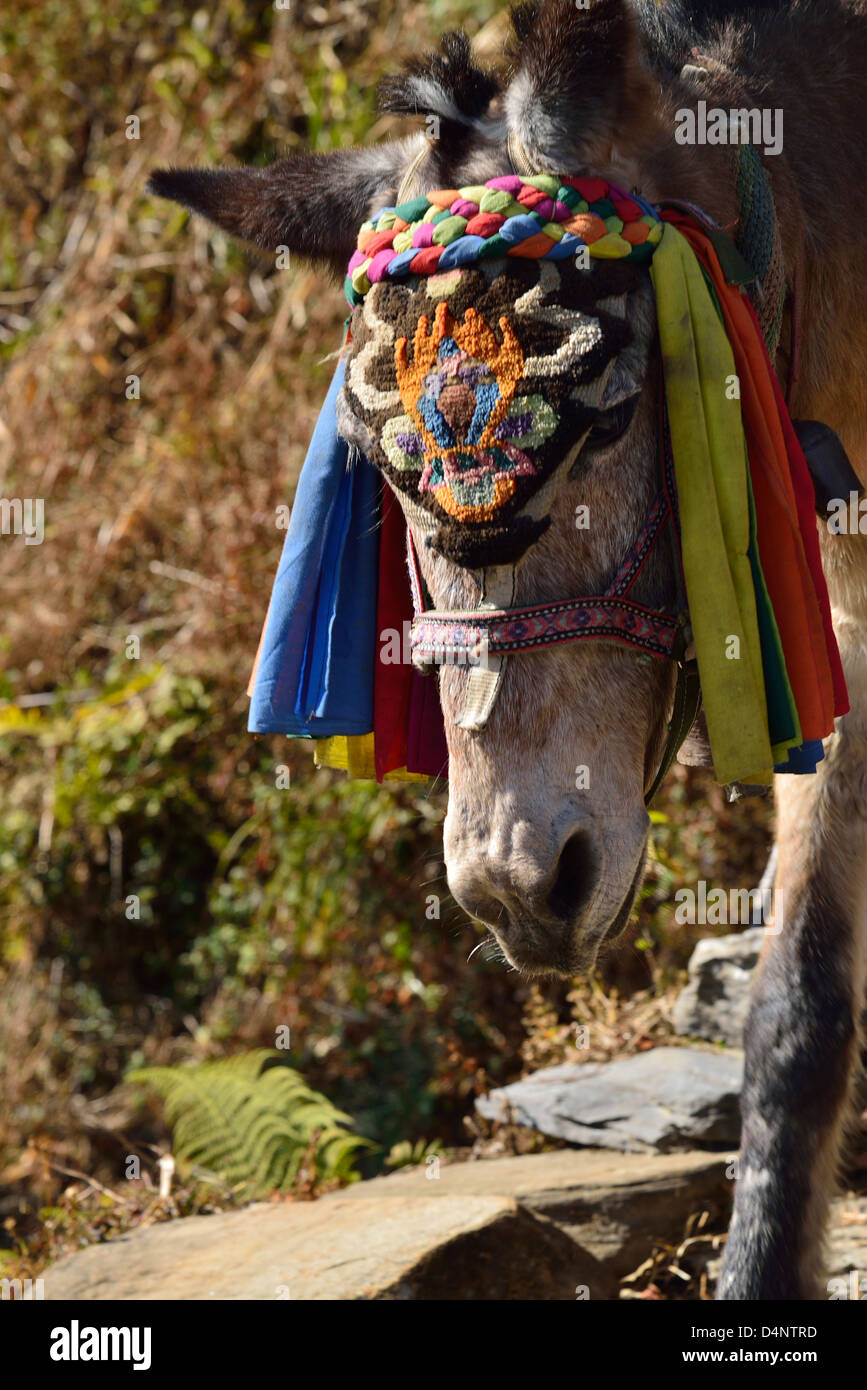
[411,597,679,661]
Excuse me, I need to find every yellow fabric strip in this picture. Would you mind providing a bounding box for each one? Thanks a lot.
[313,735,433,783]
[651,224,773,785]
[315,733,376,777]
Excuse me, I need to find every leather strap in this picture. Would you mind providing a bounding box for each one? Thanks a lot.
[644,657,702,807]
[456,565,515,732]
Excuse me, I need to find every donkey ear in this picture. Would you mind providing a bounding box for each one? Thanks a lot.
[505,0,661,173]
[148,142,418,277]
[378,31,500,159]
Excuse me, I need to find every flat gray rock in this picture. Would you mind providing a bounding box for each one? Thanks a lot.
[350,1147,732,1280]
[673,928,764,1047]
[41,1157,865,1301]
[476,1046,743,1152]
[43,1191,615,1302]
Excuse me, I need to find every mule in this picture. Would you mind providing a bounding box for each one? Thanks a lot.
[150,0,867,1300]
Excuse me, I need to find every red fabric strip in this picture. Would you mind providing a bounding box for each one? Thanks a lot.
[760,316,849,718]
[373,485,414,780]
[406,668,449,779]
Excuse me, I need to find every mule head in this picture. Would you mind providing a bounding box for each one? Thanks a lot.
[151,0,695,977]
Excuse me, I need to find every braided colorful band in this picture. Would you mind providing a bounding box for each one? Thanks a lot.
[345,175,663,305]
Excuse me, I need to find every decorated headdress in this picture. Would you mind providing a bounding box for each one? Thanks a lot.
[248,171,850,795]
[342,176,657,567]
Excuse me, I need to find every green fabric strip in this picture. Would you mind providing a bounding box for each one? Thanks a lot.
[744,446,801,760]
[697,267,800,760]
[651,223,773,784]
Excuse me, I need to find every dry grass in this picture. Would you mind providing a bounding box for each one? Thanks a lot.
[0,0,782,1286]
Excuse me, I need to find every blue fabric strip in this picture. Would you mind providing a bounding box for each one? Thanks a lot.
[774,739,825,774]
[248,357,380,737]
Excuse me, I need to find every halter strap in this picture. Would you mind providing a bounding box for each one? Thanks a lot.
[405,385,701,805]
[407,494,683,665]
[507,129,539,179]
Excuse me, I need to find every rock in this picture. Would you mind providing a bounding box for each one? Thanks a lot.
[43,1147,737,1301]
[673,927,764,1047]
[351,1147,733,1280]
[476,1046,743,1152]
[826,1196,867,1298]
[704,1194,867,1299]
[44,1192,615,1302]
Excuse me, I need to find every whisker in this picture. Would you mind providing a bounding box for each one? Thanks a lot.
[422,758,450,798]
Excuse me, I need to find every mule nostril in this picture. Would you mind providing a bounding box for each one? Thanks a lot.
[547,829,598,923]
[446,871,508,931]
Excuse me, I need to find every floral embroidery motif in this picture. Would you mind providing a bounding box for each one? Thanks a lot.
[385,301,559,522]
[341,257,637,566]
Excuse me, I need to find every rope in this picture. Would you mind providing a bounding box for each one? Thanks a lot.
[507,129,538,177]
[734,141,786,358]
[345,175,662,305]
[680,53,795,378]
[395,138,433,207]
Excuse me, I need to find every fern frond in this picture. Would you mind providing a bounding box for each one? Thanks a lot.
[127,1049,371,1195]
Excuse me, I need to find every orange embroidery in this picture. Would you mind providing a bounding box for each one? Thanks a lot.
[395,301,525,463]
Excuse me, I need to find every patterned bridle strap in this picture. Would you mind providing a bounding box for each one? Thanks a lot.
[410,595,681,665]
[407,480,684,668]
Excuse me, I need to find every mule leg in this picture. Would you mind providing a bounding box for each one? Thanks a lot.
[718,699,867,1300]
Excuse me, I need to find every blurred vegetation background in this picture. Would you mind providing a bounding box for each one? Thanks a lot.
[0,0,772,1272]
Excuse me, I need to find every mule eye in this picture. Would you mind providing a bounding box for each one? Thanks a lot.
[585,393,639,450]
